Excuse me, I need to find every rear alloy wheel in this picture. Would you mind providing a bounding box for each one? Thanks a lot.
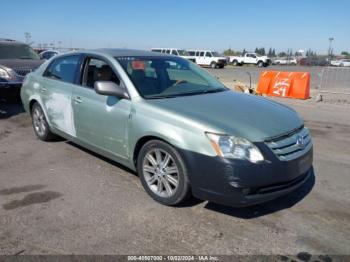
[31,102,56,141]
[137,140,191,206]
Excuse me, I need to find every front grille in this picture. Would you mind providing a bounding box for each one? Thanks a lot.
[265,127,312,161]
[13,67,34,77]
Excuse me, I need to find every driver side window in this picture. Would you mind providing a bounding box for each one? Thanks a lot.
[82,58,120,88]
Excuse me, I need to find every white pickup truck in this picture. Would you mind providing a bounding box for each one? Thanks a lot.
[228,53,271,67]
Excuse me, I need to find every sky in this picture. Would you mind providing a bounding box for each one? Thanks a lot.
[1,0,349,54]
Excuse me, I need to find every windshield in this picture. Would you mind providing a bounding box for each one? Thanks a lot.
[116,56,227,99]
[177,49,189,56]
[0,44,40,60]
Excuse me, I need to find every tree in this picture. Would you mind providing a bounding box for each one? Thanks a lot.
[341,51,350,58]
[223,48,240,56]
[255,47,266,56]
[268,48,272,57]
[278,51,287,57]
[272,49,276,57]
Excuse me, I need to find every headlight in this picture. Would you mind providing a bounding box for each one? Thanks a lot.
[206,132,264,163]
[0,67,13,80]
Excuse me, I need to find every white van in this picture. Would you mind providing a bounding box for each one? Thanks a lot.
[187,50,227,68]
[151,48,195,62]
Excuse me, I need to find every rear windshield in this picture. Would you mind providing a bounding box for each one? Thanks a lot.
[0,43,40,60]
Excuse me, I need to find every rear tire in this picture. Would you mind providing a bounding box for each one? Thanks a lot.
[232,60,238,66]
[31,102,56,141]
[137,140,191,206]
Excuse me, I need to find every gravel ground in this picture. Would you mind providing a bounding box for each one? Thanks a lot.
[0,97,349,256]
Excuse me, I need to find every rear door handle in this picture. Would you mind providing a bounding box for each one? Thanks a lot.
[74,96,83,104]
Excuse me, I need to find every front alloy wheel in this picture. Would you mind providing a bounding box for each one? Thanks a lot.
[137,140,191,206]
[143,149,179,198]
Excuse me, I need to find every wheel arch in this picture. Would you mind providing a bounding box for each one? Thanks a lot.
[132,135,172,167]
[28,97,52,126]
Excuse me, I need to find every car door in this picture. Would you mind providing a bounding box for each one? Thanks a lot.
[72,56,131,159]
[196,51,206,65]
[205,51,213,65]
[245,54,255,64]
[41,54,82,137]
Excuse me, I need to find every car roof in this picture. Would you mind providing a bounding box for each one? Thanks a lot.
[151,48,184,50]
[0,39,26,45]
[92,48,170,57]
[40,50,59,53]
[187,50,212,52]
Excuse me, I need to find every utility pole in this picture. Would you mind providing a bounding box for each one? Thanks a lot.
[328,37,334,64]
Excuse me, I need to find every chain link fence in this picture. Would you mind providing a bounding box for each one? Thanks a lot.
[318,67,350,95]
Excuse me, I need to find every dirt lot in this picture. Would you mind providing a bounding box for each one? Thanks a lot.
[0,95,350,256]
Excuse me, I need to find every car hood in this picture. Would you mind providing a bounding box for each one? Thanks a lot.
[0,59,44,69]
[147,90,303,142]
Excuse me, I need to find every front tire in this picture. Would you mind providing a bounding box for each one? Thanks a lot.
[31,102,56,141]
[137,140,191,206]
[210,62,217,69]
[258,61,264,67]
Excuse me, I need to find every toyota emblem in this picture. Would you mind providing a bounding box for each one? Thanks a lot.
[296,135,305,149]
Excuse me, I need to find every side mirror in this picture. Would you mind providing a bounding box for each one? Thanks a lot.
[94,81,129,99]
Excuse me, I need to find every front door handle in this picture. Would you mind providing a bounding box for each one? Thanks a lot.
[74,96,83,104]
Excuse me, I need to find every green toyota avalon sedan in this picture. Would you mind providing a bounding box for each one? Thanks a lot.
[21,49,313,207]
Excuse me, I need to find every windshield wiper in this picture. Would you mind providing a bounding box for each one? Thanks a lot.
[180,88,227,96]
[146,94,179,99]
[146,88,227,99]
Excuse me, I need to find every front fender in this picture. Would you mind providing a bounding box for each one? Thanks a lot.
[128,105,217,168]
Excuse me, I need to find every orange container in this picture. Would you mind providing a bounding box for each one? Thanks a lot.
[257,71,310,99]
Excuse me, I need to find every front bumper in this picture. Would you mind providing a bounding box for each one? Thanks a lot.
[178,143,313,207]
[0,82,22,99]
[217,59,227,66]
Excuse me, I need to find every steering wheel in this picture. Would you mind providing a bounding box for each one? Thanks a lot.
[173,80,187,86]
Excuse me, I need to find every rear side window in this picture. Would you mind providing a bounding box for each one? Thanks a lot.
[199,52,205,56]
[165,50,171,54]
[171,50,178,56]
[44,55,80,83]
